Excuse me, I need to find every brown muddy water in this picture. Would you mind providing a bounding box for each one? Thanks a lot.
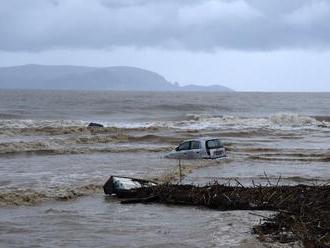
[0,90,329,247]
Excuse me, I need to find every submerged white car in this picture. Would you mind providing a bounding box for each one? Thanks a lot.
[165,137,226,160]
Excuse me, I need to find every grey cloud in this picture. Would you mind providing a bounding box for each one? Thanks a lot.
[0,0,330,51]
[245,0,310,15]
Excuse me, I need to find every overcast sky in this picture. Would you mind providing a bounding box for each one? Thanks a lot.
[1,0,330,91]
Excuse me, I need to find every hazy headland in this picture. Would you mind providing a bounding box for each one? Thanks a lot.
[0,64,233,92]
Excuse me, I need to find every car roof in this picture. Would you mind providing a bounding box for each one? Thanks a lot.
[181,137,220,143]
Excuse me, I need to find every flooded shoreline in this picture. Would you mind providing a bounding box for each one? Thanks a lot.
[0,91,329,247]
[0,194,279,248]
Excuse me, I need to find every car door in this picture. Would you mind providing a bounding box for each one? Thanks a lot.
[190,140,203,159]
[175,141,191,159]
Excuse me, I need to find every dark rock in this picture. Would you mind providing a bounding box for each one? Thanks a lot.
[88,122,104,128]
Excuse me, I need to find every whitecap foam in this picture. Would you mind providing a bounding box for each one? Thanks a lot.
[0,139,169,156]
[0,119,88,129]
[0,113,329,132]
[156,113,330,130]
[0,184,103,206]
[269,113,319,127]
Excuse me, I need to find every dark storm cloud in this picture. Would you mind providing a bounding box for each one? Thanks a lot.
[1,0,330,51]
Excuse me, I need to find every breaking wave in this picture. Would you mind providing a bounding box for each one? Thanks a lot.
[0,113,329,134]
[181,113,330,130]
[0,119,87,129]
[0,130,183,156]
[0,184,103,206]
[0,124,160,137]
[0,141,169,156]
[0,113,328,156]
[270,113,320,126]
[249,154,330,162]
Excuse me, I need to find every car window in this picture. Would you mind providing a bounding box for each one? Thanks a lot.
[206,139,223,149]
[191,141,201,149]
[177,141,190,151]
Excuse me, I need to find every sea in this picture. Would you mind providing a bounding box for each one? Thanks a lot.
[0,90,329,247]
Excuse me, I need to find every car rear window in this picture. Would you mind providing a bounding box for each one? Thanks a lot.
[206,139,223,149]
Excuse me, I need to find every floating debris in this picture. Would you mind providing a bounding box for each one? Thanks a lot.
[103,176,157,198]
[104,179,330,247]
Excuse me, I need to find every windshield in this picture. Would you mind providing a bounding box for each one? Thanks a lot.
[206,139,223,149]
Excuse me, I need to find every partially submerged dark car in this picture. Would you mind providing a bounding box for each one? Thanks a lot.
[103,176,157,197]
[165,137,226,160]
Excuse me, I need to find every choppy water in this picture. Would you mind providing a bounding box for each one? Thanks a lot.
[0,90,329,247]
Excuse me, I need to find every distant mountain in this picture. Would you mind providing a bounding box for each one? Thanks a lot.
[0,64,233,92]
